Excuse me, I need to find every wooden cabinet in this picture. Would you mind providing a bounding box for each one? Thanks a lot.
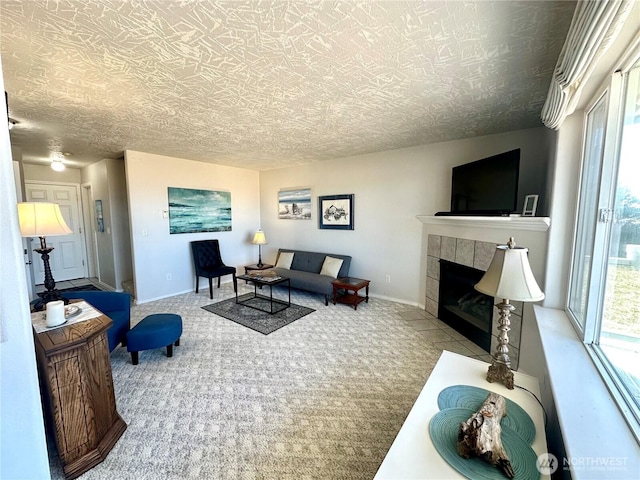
[33,313,127,479]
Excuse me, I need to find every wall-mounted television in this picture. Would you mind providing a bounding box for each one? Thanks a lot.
[444,149,520,216]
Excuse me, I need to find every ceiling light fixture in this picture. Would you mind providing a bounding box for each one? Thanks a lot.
[51,159,65,172]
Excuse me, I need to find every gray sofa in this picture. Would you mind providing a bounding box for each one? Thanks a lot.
[272,249,351,305]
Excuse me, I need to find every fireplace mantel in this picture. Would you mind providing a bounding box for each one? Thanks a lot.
[416,215,550,232]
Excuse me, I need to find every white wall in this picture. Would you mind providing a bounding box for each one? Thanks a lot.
[106,158,133,290]
[259,127,551,306]
[23,162,82,183]
[83,160,118,287]
[125,151,261,303]
[1,58,51,480]
[80,158,133,291]
[543,114,583,309]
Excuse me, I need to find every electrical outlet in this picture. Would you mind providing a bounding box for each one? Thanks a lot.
[166,274,172,280]
[386,275,391,283]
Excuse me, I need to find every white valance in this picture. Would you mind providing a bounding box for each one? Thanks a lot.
[541,0,633,129]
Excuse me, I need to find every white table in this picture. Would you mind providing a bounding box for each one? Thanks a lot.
[375,350,549,479]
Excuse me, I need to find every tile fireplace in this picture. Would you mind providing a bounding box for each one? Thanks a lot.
[418,214,550,372]
[438,259,493,351]
[425,233,524,369]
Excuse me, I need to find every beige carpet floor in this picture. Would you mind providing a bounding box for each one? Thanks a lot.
[46,283,489,480]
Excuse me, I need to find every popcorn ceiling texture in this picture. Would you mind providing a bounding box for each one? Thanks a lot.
[1,0,575,170]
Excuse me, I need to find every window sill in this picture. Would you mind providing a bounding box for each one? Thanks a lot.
[533,305,640,479]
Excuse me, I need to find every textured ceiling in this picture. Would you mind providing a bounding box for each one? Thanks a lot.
[1,0,576,171]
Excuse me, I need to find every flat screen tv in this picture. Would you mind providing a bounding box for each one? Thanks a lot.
[448,149,520,216]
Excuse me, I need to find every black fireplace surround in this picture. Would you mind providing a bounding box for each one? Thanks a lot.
[438,259,492,351]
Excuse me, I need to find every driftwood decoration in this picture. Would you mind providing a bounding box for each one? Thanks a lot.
[457,392,515,479]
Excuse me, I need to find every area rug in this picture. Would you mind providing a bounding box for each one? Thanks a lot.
[55,284,102,293]
[202,293,315,335]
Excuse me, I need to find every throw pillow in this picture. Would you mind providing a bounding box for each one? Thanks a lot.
[275,252,294,269]
[320,256,343,278]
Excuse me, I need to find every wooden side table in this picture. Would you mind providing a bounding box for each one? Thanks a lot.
[33,312,127,479]
[244,263,274,274]
[332,277,370,309]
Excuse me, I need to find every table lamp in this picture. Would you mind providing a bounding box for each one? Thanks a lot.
[474,237,544,389]
[252,229,268,267]
[18,202,73,311]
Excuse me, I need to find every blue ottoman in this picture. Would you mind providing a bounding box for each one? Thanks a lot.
[126,313,182,365]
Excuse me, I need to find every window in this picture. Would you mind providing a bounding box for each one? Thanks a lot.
[568,94,607,333]
[568,57,640,436]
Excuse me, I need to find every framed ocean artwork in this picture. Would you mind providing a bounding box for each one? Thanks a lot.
[168,187,232,234]
[278,188,312,220]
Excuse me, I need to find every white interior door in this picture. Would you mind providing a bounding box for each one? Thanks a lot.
[25,183,88,283]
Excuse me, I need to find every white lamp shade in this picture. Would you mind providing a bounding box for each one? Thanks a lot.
[17,202,73,237]
[252,230,267,245]
[475,245,544,302]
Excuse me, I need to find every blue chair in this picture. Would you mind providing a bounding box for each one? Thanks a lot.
[61,290,131,352]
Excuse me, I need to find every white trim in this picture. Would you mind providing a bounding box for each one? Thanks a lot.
[416,215,550,231]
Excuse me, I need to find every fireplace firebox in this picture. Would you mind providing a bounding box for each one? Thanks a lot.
[438,259,492,351]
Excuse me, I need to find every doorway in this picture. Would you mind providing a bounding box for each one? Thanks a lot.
[24,182,88,284]
[81,183,99,280]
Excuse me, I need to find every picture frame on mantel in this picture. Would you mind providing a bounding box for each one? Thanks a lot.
[522,195,539,216]
[318,194,354,230]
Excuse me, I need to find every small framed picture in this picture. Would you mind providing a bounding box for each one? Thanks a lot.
[318,194,354,230]
[95,199,104,232]
[522,195,539,217]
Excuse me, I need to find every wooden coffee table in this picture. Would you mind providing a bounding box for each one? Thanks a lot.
[332,277,370,310]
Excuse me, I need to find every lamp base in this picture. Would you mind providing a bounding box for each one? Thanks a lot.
[486,361,514,389]
[31,244,68,311]
[487,299,515,390]
[31,290,68,312]
[257,246,263,268]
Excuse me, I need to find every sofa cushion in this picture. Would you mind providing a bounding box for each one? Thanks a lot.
[320,256,343,278]
[273,268,337,296]
[275,251,294,269]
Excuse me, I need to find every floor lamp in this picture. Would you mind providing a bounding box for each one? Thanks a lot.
[18,202,73,311]
[252,229,268,267]
[474,237,544,389]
